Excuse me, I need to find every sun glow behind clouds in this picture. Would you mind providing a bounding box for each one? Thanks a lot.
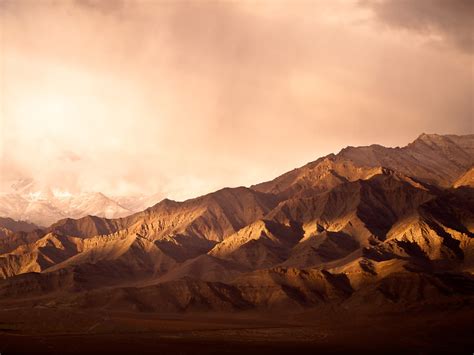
[2,50,163,195]
[6,52,145,142]
[0,0,472,201]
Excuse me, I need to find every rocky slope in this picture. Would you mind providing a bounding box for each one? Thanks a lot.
[0,217,39,233]
[453,167,474,188]
[252,133,474,196]
[0,133,473,311]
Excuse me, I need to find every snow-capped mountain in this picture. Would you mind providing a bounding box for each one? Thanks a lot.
[0,184,139,226]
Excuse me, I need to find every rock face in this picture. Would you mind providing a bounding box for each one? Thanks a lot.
[453,167,474,188]
[0,133,473,311]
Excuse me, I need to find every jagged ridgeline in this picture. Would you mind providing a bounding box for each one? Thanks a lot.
[0,133,473,311]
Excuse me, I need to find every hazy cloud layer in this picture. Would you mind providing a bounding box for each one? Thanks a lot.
[0,0,472,200]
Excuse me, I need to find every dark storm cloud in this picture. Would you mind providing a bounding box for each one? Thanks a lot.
[363,0,474,53]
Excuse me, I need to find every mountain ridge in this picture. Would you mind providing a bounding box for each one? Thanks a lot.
[0,133,473,313]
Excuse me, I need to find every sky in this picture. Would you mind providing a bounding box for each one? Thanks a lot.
[0,0,472,201]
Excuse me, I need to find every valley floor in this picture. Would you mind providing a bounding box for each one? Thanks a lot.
[0,306,473,354]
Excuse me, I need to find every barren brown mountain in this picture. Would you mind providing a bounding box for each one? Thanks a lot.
[0,133,473,353]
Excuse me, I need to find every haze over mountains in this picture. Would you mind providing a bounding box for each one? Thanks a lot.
[0,133,473,313]
[0,179,161,226]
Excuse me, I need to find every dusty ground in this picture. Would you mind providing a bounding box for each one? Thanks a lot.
[0,304,473,354]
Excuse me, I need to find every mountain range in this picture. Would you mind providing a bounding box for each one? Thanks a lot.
[0,133,473,314]
[0,180,161,226]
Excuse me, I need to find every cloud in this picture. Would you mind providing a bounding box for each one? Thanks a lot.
[0,0,472,200]
[74,0,125,14]
[59,150,81,162]
[362,0,474,53]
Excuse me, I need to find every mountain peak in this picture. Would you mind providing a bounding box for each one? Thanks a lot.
[252,133,473,195]
[413,132,446,144]
[417,132,438,139]
[411,132,472,148]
